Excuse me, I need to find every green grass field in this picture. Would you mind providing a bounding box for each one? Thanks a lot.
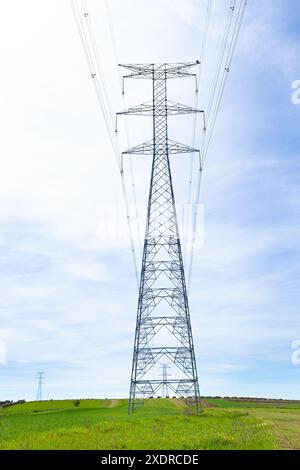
[1,398,300,450]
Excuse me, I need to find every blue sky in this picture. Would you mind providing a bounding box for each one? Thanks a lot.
[0,0,300,401]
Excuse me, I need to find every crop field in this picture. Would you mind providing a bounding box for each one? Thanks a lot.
[1,398,300,450]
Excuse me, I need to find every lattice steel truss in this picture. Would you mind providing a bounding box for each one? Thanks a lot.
[118,62,204,414]
[36,372,44,402]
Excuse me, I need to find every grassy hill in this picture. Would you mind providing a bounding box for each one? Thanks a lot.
[0,398,300,450]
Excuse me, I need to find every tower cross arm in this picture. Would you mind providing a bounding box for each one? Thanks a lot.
[115,101,206,133]
[119,61,200,80]
[122,139,199,156]
[117,101,204,117]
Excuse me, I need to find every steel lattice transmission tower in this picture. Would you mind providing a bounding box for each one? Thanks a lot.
[118,62,204,414]
[160,363,171,399]
[36,372,45,401]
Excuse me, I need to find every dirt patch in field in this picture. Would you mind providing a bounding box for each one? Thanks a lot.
[107,399,119,408]
[278,433,294,450]
[203,401,218,409]
[167,398,217,410]
[248,409,300,451]
[168,398,185,408]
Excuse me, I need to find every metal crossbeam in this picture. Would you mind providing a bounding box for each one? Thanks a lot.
[122,139,199,156]
[116,100,204,117]
[119,62,201,414]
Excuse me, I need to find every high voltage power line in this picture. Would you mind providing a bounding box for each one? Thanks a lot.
[70,0,247,412]
[70,0,141,288]
[69,0,247,302]
[187,0,248,289]
[184,0,212,263]
[104,0,143,257]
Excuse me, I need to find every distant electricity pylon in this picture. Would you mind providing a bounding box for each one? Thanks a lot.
[36,372,45,401]
[117,62,205,414]
[160,364,171,398]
